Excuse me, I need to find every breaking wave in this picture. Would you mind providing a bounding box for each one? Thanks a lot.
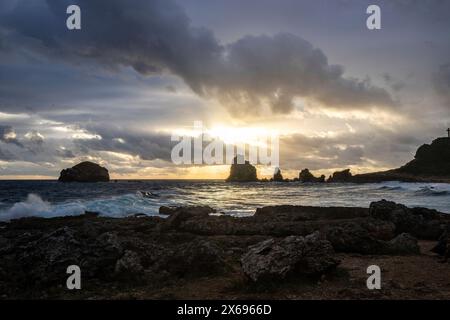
[377,185,404,191]
[414,187,450,197]
[0,192,164,221]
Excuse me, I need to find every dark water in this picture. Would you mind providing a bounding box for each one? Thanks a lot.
[0,180,449,220]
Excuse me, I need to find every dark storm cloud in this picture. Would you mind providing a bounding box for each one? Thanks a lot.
[0,0,394,115]
[206,34,394,114]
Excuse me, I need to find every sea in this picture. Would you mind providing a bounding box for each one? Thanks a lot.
[0,180,449,221]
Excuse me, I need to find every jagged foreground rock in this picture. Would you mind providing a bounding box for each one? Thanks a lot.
[240,232,340,282]
[1,200,450,299]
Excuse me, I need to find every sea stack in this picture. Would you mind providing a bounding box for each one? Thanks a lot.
[273,167,284,182]
[298,169,325,183]
[327,169,352,183]
[226,156,258,182]
[59,161,110,182]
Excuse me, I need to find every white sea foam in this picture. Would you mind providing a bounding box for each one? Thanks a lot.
[0,192,163,221]
[0,193,83,221]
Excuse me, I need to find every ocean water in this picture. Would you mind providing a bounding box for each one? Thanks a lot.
[0,180,449,221]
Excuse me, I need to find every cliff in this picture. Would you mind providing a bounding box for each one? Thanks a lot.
[333,137,450,183]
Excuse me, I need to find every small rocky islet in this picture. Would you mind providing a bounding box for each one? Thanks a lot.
[58,161,110,182]
[1,200,450,299]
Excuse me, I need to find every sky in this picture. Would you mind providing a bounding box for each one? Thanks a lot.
[0,0,450,179]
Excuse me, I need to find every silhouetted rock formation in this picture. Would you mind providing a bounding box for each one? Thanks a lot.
[59,161,110,182]
[299,169,325,183]
[273,167,284,182]
[327,169,352,183]
[350,137,450,183]
[398,137,450,176]
[225,156,258,182]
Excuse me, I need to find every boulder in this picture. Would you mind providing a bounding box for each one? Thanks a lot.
[160,206,216,230]
[369,200,445,239]
[7,227,124,286]
[326,221,419,255]
[386,233,420,255]
[165,239,226,277]
[159,206,181,215]
[226,156,258,182]
[327,169,352,182]
[240,232,339,282]
[431,230,450,256]
[298,169,325,183]
[115,250,144,276]
[58,161,110,182]
[326,221,389,254]
[254,205,368,221]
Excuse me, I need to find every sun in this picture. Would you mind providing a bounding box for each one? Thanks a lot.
[170,122,278,148]
[208,125,277,147]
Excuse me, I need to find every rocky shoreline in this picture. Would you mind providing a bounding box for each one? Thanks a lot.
[1,200,450,299]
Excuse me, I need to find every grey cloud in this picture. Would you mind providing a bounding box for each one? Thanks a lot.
[382,73,405,92]
[279,134,366,170]
[0,146,14,160]
[278,127,428,172]
[165,85,177,93]
[433,64,450,109]
[73,126,173,162]
[25,130,44,145]
[206,34,394,114]
[0,125,23,147]
[1,0,394,115]
[55,148,75,158]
